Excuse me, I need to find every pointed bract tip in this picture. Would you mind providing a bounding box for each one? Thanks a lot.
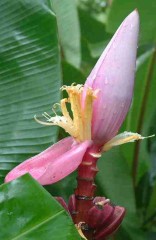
[123,9,139,27]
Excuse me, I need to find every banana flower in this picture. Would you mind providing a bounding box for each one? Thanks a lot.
[5,10,142,186]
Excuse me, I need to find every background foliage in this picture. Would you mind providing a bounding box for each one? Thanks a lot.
[0,0,156,239]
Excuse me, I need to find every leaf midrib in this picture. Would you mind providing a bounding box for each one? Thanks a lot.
[8,209,64,240]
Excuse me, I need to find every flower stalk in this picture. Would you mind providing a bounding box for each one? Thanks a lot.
[73,145,100,224]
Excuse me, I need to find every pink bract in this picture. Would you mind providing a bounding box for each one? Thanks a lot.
[5,137,91,185]
[84,10,139,144]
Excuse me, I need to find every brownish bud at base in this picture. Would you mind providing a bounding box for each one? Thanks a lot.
[87,197,114,229]
[68,194,125,240]
[94,206,125,240]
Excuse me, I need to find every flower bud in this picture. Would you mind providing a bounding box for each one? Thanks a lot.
[87,198,114,229]
[94,206,125,240]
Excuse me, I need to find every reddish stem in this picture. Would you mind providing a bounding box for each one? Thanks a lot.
[73,144,101,238]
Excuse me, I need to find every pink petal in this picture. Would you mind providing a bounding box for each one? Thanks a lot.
[85,10,139,144]
[5,137,91,185]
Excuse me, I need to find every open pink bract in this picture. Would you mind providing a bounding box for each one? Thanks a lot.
[5,137,91,185]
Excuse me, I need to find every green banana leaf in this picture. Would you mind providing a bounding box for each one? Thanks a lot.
[0,0,62,183]
[0,174,80,240]
[52,0,81,68]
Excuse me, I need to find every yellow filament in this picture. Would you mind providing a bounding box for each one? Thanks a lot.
[70,91,83,141]
[64,85,84,141]
[75,223,87,240]
[83,88,97,140]
[60,98,73,125]
[35,84,96,142]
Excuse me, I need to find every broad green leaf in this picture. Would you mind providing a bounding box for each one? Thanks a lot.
[146,232,156,240]
[88,40,110,58]
[0,0,61,182]
[121,51,156,182]
[148,110,156,184]
[81,37,96,77]
[79,8,112,58]
[136,48,155,70]
[79,8,111,44]
[97,148,136,211]
[45,171,77,202]
[116,214,146,240]
[62,61,85,86]
[135,173,152,216]
[106,0,156,44]
[96,148,145,240]
[146,183,156,219]
[52,0,81,68]
[0,174,80,240]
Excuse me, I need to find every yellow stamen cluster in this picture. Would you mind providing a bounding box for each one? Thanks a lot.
[35,84,97,142]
